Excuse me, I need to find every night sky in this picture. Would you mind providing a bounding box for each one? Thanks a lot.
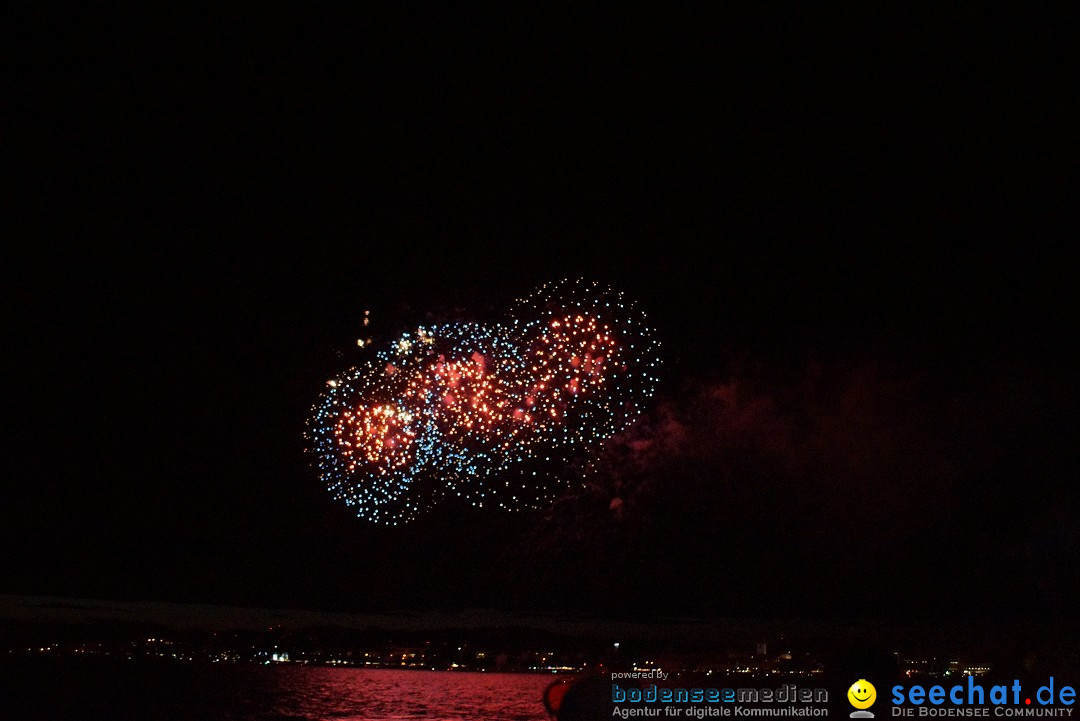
[6,8,1078,626]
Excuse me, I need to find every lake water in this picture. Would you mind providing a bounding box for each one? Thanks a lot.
[0,662,556,720]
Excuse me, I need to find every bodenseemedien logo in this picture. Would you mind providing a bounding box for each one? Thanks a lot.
[609,676,829,718]
[849,679,878,718]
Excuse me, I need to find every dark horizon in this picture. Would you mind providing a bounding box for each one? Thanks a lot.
[6,8,1078,632]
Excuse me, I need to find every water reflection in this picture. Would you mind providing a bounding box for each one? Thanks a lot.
[1,662,555,721]
[264,668,552,720]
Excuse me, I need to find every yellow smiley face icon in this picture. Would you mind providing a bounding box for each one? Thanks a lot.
[848,679,876,709]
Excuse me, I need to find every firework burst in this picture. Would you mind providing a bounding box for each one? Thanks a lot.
[306,280,661,524]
